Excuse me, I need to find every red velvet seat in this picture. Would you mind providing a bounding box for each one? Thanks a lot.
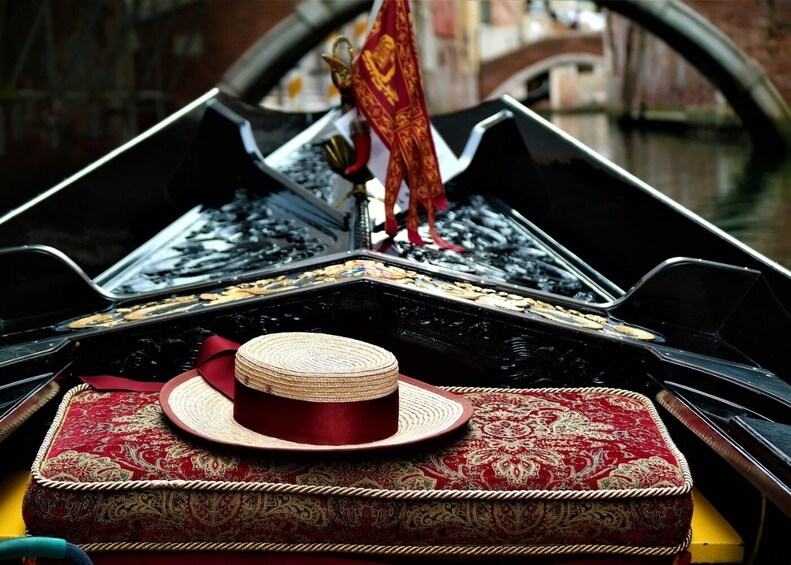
[24,384,692,562]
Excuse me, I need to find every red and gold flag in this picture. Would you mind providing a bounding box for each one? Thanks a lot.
[352,0,461,250]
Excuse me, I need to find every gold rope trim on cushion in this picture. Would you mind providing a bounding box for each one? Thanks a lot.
[79,528,692,557]
[31,385,692,501]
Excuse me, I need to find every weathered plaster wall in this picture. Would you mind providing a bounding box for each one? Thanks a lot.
[606,0,791,123]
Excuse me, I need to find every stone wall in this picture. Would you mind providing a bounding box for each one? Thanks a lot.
[0,0,300,212]
[151,0,301,109]
[686,0,791,104]
[605,0,791,125]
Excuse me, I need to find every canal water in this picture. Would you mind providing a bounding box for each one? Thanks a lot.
[548,113,791,272]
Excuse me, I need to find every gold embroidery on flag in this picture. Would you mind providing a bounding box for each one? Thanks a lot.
[361,34,399,106]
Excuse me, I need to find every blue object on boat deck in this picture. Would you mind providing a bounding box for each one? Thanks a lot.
[0,536,92,564]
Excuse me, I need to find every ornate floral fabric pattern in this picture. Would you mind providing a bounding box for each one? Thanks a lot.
[24,386,693,558]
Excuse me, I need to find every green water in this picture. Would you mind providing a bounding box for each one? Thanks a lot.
[549,113,791,272]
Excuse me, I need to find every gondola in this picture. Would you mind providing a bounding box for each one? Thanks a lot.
[0,86,789,564]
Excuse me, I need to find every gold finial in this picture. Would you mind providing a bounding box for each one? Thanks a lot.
[322,36,355,90]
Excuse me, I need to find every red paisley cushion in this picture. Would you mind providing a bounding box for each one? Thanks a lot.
[24,385,692,560]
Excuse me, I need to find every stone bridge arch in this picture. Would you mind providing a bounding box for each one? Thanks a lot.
[479,33,603,101]
[221,0,791,154]
[485,53,605,103]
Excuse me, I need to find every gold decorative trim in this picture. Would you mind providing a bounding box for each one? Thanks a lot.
[66,260,657,341]
[0,381,60,442]
[78,531,693,557]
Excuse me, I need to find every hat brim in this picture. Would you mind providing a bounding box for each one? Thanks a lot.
[160,370,473,452]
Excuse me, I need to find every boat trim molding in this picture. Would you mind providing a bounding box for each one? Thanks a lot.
[65,259,657,342]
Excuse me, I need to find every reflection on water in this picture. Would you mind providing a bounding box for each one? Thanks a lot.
[549,113,791,271]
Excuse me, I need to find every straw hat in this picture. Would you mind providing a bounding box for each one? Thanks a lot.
[160,332,473,452]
